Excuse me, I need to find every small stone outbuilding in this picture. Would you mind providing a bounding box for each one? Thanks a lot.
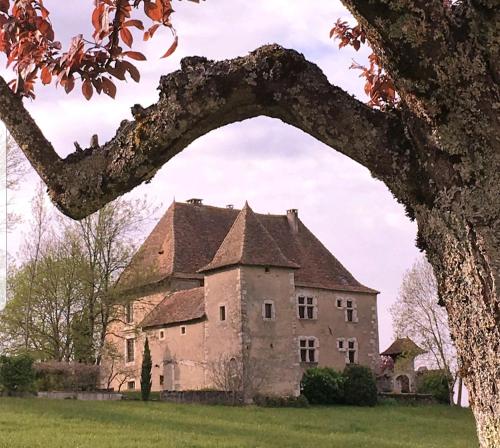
[378,337,426,393]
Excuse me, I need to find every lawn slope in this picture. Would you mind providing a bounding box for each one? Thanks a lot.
[0,398,477,448]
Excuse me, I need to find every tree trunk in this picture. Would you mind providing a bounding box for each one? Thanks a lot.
[417,210,499,447]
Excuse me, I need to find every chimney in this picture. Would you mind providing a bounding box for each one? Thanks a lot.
[287,209,299,234]
[187,198,203,205]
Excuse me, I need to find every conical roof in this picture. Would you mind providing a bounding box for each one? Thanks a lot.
[199,202,299,272]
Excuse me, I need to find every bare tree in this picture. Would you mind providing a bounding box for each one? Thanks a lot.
[6,134,29,230]
[209,354,268,404]
[391,257,459,405]
[100,342,136,391]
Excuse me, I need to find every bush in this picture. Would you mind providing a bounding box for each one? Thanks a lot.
[34,361,99,392]
[417,371,451,404]
[253,394,309,408]
[343,365,377,406]
[301,367,345,405]
[0,354,36,395]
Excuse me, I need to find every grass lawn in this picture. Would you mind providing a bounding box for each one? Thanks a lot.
[0,398,477,448]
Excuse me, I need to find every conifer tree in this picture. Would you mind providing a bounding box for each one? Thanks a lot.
[140,338,152,401]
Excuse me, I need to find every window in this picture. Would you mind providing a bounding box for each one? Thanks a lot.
[299,337,318,363]
[347,309,354,322]
[297,295,317,320]
[159,330,165,340]
[126,338,135,363]
[337,339,344,350]
[219,305,226,321]
[347,339,357,364]
[336,299,343,308]
[127,380,135,390]
[262,300,275,320]
[180,326,186,335]
[345,300,358,323]
[125,302,133,323]
[159,375,164,386]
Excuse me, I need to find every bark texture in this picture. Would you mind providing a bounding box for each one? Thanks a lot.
[0,1,499,445]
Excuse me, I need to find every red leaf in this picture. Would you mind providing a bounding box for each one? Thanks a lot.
[161,36,177,58]
[120,26,133,48]
[82,79,93,100]
[124,19,144,30]
[144,1,162,21]
[0,0,9,14]
[102,77,116,98]
[120,60,140,82]
[122,51,146,61]
[41,66,52,85]
[64,76,75,94]
[144,24,160,41]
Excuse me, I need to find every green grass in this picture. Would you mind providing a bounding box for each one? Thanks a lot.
[0,398,477,448]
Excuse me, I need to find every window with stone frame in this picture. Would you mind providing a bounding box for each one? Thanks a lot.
[337,338,346,351]
[126,338,135,363]
[180,326,186,335]
[297,295,317,319]
[127,380,135,390]
[125,302,133,323]
[159,329,165,340]
[346,338,358,364]
[299,337,318,363]
[159,375,164,386]
[262,300,275,320]
[336,298,343,309]
[345,299,358,323]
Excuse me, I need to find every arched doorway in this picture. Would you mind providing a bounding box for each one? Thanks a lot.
[396,375,410,393]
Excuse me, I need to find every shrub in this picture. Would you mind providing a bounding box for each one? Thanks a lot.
[0,354,36,394]
[343,365,377,406]
[417,371,451,404]
[253,394,309,408]
[34,361,99,391]
[301,367,345,404]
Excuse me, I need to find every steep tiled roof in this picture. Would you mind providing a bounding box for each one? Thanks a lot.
[119,201,377,294]
[139,287,205,328]
[200,203,299,272]
[381,338,426,357]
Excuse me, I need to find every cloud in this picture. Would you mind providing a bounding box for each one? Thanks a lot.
[2,0,421,350]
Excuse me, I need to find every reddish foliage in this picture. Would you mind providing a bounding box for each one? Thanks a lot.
[330,19,397,108]
[0,0,200,99]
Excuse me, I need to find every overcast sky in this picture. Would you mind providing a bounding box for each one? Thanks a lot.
[2,0,422,352]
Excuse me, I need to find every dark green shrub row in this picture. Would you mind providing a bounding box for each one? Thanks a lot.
[253,394,309,408]
[0,354,36,395]
[301,365,377,406]
[417,371,451,404]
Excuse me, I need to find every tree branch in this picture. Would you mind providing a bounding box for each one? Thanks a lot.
[1,45,412,219]
[341,0,452,97]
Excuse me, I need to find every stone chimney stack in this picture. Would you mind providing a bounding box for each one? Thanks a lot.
[187,198,203,205]
[287,209,299,234]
